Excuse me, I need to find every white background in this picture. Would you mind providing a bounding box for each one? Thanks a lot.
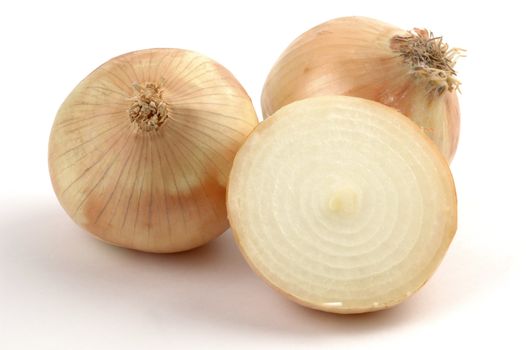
[1,0,525,349]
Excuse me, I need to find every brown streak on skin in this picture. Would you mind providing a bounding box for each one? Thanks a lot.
[444,92,460,160]
[81,161,228,252]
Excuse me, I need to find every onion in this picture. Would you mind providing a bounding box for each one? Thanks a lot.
[227,96,457,313]
[49,48,258,253]
[262,17,463,162]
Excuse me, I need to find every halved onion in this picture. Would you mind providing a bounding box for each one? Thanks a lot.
[49,48,258,253]
[227,96,457,313]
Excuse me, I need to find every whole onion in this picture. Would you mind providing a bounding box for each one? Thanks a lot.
[49,48,258,253]
[262,17,463,161]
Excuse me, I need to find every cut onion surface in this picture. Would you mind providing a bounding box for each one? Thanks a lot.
[227,96,457,313]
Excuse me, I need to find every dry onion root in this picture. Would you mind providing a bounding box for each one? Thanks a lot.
[262,16,463,162]
[49,48,258,253]
[227,96,457,313]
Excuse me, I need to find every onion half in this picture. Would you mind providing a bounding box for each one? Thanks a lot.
[49,48,258,253]
[262,17,462,161]
[228,96,457,313]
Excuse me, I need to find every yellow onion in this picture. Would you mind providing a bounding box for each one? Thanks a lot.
[262,17,463,161]
[49,48,258,253]
[228,96,457,313]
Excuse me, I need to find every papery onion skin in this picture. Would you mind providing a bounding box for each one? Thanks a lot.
[262,17,462,162]
[49,48,258,253]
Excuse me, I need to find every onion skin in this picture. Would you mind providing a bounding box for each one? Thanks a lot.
[262,17,461,162]
[49,49,258,253]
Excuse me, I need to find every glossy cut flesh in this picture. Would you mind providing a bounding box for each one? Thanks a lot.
[228,96,457,313]
[49,49,258,253]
